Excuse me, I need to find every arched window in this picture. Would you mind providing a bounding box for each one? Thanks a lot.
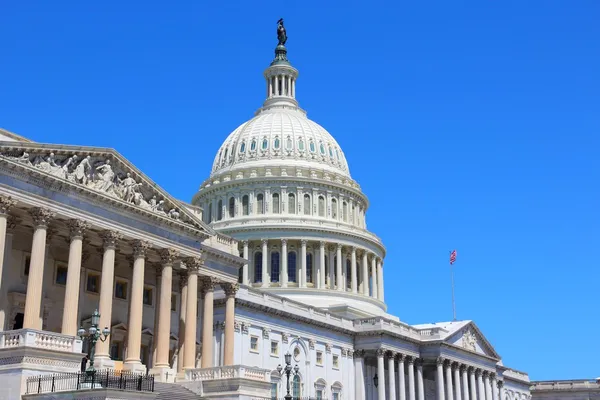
[207,203,213,223]
[298,139,305,151]
[242,195,249,216]
[217,200,223,221]
[329,146,334,157]
[318,196,325,217]
[331,199,338,219]
[303,194,311,215]
[288,252,297,283]
[254,252,262,283]
[309,141,316,153]
[271,252,280,283]
[274,137,280,149]
[250,140,257,151]
[223,148,228,163]
[346,259,352,289]
[272,193,280,214]
[306,253,313,284]
[239,141,246,153]
[320,143,325,155]
[286,136,293,150]
[292,375,301,398]
[288,193,296,214]
[351,205,355,224]
[343,202,348,222]
[262,138,268,150]
[257,194,264,214]
[228,197,235,218]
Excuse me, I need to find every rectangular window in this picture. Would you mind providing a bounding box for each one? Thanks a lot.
[271,382,278,399]
[143,287,153,306]
[23,254,31,276]
[109,341,122,360]
[55,264,68,285]
[333,393,340,400]
[115,280,128,300]
[270,340,279,356]
[316,389,323,400]
[250,336,259,352]
[333,354,339,369]
[86,273,100,293]
[316,351,323,365]
[171,294,177,312]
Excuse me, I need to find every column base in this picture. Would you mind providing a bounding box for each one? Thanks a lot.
[149,366,176,382]
[94,355,116,370]
[122,360,147,374]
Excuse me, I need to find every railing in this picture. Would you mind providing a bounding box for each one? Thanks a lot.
[25,370,154,394]
[0,328,82,353]
[530,379,600,391]
[186,365,270,382]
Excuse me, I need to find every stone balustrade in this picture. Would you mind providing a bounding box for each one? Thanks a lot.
[185,365,270,382]
[0,329,83,353]
[531,379,600,391]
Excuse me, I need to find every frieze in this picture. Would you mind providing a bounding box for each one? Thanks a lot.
[462,327,477,352]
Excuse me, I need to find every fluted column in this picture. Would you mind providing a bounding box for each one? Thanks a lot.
[261,239,268,287]
[491,375,498,400]
[223,283,239,365]
[369,255,376,298]
[319,241,325,289]
[388,351,397,400]
[398,354,407,400]
[377,259,385,301]
[95,231,122,365]
[477,370,485,400]
[242,240,249,285]
[354,350,366,400]
[61,219,89,335]
[461,365,470,400]
[437,358,445,400]
[182,260,199,370]
[201,277,216,368]
[484,372,492,400]
[336,244,343,291]
[445,360,454,400]
[0,197,16,331]
[497,380,504,400]
[328,246,335,288]
[453,363,462,400]
[469,368,477,400]
[23,208,55,329]
[300,240,307,288]
[124,240,150,372]
[351,247,357,293]
[408,357,416,400]
[176,272,188,374]
[376,349,386,400]
[361,251,368,296]
[281,239,288,287]
[154,249,177,370]
[417,359,425,400]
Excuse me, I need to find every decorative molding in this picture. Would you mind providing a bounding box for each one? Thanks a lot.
[308,339,315,350]
[6,215,19,231]
[241,322,249,334]
[325,343,332,353]
[262,327,270,339]
[282,333,289,344]
[233,320,241,333]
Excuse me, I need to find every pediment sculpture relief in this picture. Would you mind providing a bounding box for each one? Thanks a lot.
[3,150,182,222]
[462,327,477,352]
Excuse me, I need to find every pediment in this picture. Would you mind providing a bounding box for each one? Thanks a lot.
[446,322,500,359]
[0,142,214,236]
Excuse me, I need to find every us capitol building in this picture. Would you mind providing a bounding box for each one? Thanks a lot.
[0,20,584,400]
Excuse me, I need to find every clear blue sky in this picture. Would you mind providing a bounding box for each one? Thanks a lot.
[1,1,598,381]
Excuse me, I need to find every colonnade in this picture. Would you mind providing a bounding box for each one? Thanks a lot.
[0,200,239,374]
[240,238,384,301]
[267,73,295,98]
[435,357,502,400]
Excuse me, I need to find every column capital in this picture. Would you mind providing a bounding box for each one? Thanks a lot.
[386,350,397,358]
[490,372,497,380]
[407,355,415,365]
[7,215,19,231]
[497,380,504,388]
[482,370,490,378]
[159,248,179,265]
[460,364,468,373]
[132,240,151,258]
[0,195,17,216]
[351,246,356,254]
[354,349,365,358]
[185,255,205,272]
[300,239,307,246]
[436,357,445,366]
[468,366,475,374]
[336,243,343,251]
[451,361,460,370]
[29,207,55,228]
[396,353,405,362]
[281,238,287,246]
[101,230,123,249]
[202,276,219,293]
[475,368,482,377]
[319,240,325,248]
[242,239,249,246]
[414,358,423,367]
[67,219,90,240]
[223,283,239,297]
[376,348,386,358]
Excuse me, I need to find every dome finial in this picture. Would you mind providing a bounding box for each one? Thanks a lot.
[272,18,289,65]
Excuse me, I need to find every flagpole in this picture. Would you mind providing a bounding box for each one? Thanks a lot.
[449,250,457,321]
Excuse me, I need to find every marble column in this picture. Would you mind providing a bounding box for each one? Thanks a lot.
[124,240,150,372]
[477,370,485,400]
[336,244,343,291]
[23,208,54,330]
[484,372,492,400]
[377,259,385,301]
[328,246,335,289]
[176,272,188,374]
[377,349,386,400]
[370,255,377,298]
[354,350,366,400]
[242,240,249,285]
[61,219,89,335]
[183,260,200,370]
[437,358,446,400]
[351,247,357,293]
[154,249,177,371]
[491,375,498,400]
[300,240,307,288]
[469,368,477,400]
[388,351,397,400]
[0,196,16,331]
[398,354,406,400]
[223,283,239,365]
[453,363,462,400]
[408,357,416,400]
[461,365,470,400]
[497,380,504,400]
[261,239,268,287]
[95,231,122,366]
[417,359,425,400]
[361,251,368,295]
[319,241,326,289]
[201,277,217,368]
[281,239,288,287]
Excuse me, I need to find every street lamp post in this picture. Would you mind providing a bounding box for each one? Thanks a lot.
[78,309,110,379]
[277,352,299,400]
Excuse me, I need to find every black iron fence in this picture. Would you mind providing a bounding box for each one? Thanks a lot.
[25,370,155,394]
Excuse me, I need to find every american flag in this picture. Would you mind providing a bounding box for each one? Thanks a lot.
[449,250,457,265]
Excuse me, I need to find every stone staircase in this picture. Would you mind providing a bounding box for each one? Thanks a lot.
[154,381,199,400]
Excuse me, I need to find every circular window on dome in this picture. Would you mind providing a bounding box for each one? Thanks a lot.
[319,143,325,155]
[298,139,305,151]
[286,137,293,150]
[262,138,268,150]
[239,142,246,153]
[274,137,280,149]
[309,141,316,153]
[250,140,257,151]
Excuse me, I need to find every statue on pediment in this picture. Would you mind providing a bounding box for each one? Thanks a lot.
[93,159,116,193]
[118,172,142,203]
[16,152,32,166]
[72,155,92,185]
[462,327,477,352]
[62,154,78,176]
[168,208,180,220]
[35,152,65,178]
